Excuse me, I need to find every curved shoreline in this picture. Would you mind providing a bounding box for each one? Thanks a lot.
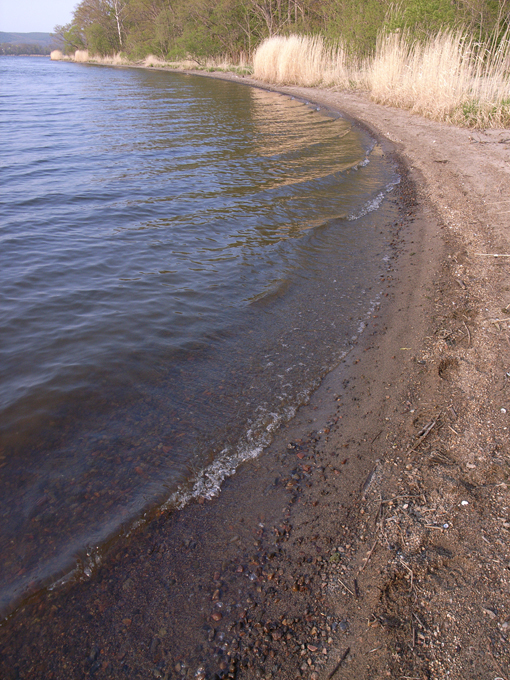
[2,70,510,679]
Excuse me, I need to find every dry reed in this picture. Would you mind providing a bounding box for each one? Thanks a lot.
[74,50,90,63]
[50,50,63,61]
[370,30,510,127]
[253,32,510,128]
[97,53,130,66]
[253,34,351,88]
[142,54,167,68]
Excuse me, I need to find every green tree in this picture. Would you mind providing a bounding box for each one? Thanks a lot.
[53,22,87,54]
[73,0,129,54]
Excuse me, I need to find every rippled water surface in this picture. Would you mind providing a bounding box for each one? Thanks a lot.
[0,57,400,616]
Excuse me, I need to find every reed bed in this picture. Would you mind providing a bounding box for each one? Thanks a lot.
[146,54,252,73]
[253,32,510,128]
[253,34,351,88]
[370,30,510,127]
[74,50,90,63]
[51,30,510,127]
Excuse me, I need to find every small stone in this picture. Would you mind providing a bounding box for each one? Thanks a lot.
[211,612,222,621]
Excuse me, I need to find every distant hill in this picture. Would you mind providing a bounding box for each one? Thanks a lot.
[0,32,55,55]
[0,32,54,46]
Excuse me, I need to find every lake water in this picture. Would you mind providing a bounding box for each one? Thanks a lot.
[0,56,400,618]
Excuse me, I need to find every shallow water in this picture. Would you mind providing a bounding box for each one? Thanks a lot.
[0,57,400,617]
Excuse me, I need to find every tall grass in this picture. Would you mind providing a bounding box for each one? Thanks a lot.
[53,50,250,73]
[51,50,130,65]
[253,34,351,88]
[253,32,510,128]
[143,53,252,73]
[370,30,510,127]
[74,50,90,63]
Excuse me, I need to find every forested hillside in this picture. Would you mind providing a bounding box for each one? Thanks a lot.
[0,32,54,55]
[54,0,510,61]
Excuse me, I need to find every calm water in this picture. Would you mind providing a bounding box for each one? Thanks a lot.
[0,57,400,617]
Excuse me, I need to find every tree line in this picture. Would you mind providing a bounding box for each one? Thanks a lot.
[53,0,510,62]
[0,43,52,55]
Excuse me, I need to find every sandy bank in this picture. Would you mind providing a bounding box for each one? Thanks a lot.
[1,72,510,679]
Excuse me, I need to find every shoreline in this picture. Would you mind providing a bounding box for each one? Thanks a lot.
[2,72,510,679]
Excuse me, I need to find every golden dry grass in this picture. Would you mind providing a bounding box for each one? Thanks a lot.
[142,54,167,68]
[253,35,351,88]
[253,32,510,128]
[97,53,130,66]
[370,30,510,127]
[74,50,90,63]
[50,50,63,61]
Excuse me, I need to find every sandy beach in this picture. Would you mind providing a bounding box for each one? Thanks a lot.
[1,74,510,679]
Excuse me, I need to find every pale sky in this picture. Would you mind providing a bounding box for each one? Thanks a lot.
[0,0,78,33]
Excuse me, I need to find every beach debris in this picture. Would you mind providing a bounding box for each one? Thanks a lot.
[475,253,510,257]
[358,538,378,574]
[337,578,355,596]
[407,418,438,453]
[327,647,351,678]
[462,320,471,346]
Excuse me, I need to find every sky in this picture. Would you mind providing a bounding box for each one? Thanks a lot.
[0,0,77,33]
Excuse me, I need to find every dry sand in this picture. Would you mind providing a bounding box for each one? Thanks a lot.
[1,74,510,679]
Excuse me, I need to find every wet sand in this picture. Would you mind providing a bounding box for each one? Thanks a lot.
[2,76,510,679]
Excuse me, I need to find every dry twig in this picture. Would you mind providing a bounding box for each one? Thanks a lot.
[407,419,437,453]
[463,320,471,347]
[327,647,350,679]
[358,538,378,574]
[337,578,355,596]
